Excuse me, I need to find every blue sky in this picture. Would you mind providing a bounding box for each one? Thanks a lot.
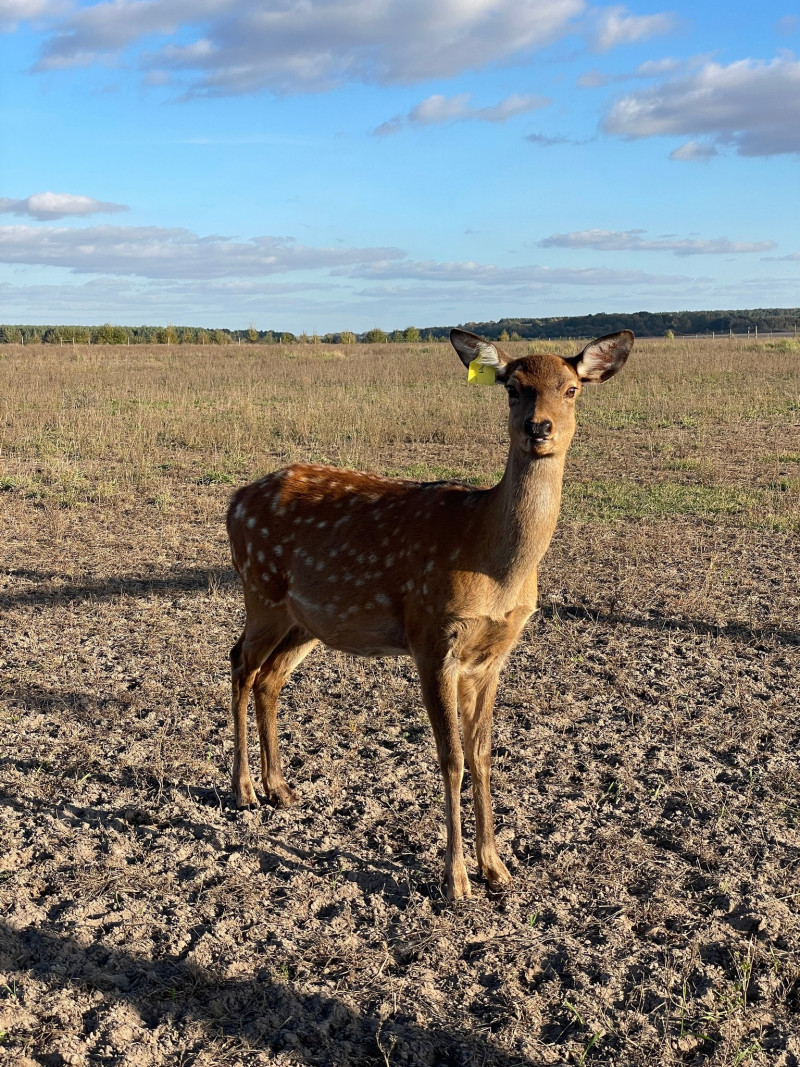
[2,0,799,333]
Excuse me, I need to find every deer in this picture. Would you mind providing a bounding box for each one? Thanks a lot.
[226,327,633,899]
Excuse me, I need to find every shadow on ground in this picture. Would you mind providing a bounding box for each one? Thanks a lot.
[3,566,799,649]
[0,921,540,1067]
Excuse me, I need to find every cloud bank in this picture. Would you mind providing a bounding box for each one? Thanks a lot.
[0,224,405,278]
[31,0,587,95]
[539,229,776,255]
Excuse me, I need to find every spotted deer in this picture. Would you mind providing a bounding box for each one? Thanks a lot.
[227,327,633,898]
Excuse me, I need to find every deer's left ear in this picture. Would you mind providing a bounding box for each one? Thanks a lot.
[568,330,633,383]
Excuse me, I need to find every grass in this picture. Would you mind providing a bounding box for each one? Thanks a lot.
[0,336,798,530]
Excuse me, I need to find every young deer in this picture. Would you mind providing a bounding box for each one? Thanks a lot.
[227,328,633,898]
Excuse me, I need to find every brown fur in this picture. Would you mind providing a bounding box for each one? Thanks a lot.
[226,328,633,898]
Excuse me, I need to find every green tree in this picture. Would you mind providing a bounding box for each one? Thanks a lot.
[365,327,388,343]
[339,331,356,344]
[404,325,420,342]
[499,329,510,342]
[247,322,259,343]
[95,323,128,344]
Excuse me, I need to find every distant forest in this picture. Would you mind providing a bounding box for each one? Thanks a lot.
[1,307,798,345]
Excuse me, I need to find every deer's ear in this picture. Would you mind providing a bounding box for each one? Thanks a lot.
[568,330,633,383]
[450,329,511,381]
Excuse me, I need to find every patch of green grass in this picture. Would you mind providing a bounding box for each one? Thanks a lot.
[563,478,798,529]
[586,408,650,430]
[764,338,800,352]
[197,469,235,485]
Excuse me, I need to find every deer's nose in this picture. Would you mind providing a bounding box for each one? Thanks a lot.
[525,419,552,441]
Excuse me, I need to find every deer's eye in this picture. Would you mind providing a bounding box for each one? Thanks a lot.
[506,385,519,403]
[565,386,578,399]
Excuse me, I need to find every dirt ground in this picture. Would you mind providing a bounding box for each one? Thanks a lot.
[2,480,799,1066]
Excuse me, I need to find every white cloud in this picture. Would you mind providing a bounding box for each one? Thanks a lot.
[0,0,67,32]
[375,92,549,135]
[0,192,129,220]
[539,229,775,255]
[604,56,800,156]
[31,0,586,95]
[587,5,676,51]
[525,131,590,145]
[668,139,717,161]
[579,57,685,89]
[337,259,695,287]
[0,223,405,278]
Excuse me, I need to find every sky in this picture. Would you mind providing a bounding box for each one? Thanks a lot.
[1,0,799,333]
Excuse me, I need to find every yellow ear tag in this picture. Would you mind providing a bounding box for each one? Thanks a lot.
[468,359,497,385]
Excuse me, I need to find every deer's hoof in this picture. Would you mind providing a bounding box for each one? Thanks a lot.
[481,855,513,891]
[264,782,299,808]
[233,779,258,808]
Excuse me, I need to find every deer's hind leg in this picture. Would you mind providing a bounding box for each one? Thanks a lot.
[252,627,318,807]
[230,612,292,808]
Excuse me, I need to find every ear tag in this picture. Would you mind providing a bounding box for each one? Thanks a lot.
[468,359,497,385]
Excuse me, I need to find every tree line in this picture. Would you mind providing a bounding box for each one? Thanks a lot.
[451,308,800,340]
[0,324,423,345]
[1,308,798,346]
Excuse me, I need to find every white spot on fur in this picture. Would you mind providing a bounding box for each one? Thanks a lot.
[257,550,265,562]
[375,593,390,606]
[247,516,256,528]
[274,545,283,556]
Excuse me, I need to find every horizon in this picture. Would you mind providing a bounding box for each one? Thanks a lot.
[2,1,799,332]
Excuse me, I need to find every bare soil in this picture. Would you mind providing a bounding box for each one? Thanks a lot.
[2,484,799,1066]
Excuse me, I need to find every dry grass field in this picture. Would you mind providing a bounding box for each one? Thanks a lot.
[1,337,799,1066]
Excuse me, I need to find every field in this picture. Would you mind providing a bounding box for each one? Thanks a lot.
[1,336,799,1067]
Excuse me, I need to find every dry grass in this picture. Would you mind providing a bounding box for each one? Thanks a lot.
[1,337,798,528]
[1,337,799,1067]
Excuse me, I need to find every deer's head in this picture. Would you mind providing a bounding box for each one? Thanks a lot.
[451,329,633,459]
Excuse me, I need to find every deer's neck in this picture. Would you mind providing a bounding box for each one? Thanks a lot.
[480,447,566,580]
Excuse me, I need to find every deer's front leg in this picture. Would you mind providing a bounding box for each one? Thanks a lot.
[460,669,512,891]
[416,655,470,900]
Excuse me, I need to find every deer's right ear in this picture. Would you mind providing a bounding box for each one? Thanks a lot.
[450,329,510,381]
